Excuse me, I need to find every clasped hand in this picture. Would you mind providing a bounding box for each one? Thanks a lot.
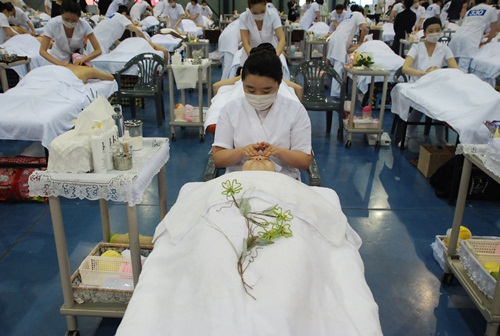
[241,142,281,158]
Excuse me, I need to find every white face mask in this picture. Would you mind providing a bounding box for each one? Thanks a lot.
[425,32,442,43]
[245,92,277,111]
[62,20,78,29]
[252,12,265,21]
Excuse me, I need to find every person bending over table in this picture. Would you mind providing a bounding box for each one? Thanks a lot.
[40,0,102,66]
[402,17,458,149]
[4,2,36,36]
[212,44,312,180]
[0,2,18,44]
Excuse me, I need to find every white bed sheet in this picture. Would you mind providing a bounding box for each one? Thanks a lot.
[150,33,183,52]
[391,69,500,144]
[203,80,299,131]
[382,23,395,43]
[470,41,500,87]
[92,37,164,74]
[0,34,47,77]
[179,19,203,36]
[0,65,118,147]
[117,171,382,336]
[354,40,404,93]
[228,48,290,81]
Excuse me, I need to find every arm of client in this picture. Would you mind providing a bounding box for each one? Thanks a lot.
[66,64,115,83]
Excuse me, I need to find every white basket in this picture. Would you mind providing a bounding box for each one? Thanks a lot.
[79,255,133,287]
[431,235,447,270]
[463,239,500,256]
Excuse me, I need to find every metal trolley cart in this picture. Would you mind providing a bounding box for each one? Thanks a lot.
[342,66,390,148]
[28,138,169,336]
[442,152,500,336]
[168,60,212,142]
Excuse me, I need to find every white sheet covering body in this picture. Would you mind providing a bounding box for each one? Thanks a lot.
[117,172,382,336]
[470,40,500,87]
[391,69,500,144]
[92,37,164,74]
[150,33,182,52]
[179,19,203,36]
[0,66,118,147]
[0,34,44,77]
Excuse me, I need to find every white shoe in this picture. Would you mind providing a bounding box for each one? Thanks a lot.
[398,137,410,149]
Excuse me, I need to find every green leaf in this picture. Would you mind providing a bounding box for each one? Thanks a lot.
[255,237,274,247]
[261,205,277,215]
[247,235,257,250]
[239,197,252,217]
[240,238,248,263]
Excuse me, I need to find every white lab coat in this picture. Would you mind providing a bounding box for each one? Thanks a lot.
[299,2,320,30]
[425,3,440,18]
[8,7,31,31]
[330,10,347,31]
[411,5,425,29]
[219,19,241,80]
[165,3,184,28]
[85,13,131,55]
[43,16,93,62]
[406,42,455,81]
[186,2,204,25]
[130,1,149,22]
[449,4,498,58]
[153,0,165,17]
[213,94,312,179]
[201,5,212,18]
[239,8,282,66]
[106,0,125,17]
[0,12,12,44]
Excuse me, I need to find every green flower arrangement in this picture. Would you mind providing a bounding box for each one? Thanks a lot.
[206,179,294,300]
[353,52,374,68]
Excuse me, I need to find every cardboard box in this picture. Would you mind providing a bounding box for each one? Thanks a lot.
[417,145,456,178]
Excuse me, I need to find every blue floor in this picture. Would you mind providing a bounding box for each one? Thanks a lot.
[1,65,500,336]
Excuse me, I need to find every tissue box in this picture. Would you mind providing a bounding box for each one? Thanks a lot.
[48,130,93,173]
[417,145,456,178]
[353,117,379,129]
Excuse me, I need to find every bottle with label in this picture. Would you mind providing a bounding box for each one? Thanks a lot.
[172,50,182,65]
[91,121,108,173]
[112,104,124,138]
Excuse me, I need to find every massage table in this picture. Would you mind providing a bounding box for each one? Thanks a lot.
[391,69,500,145]
[116,171,383,336]
[92,37,164,74]
[179,19,203,37]
[0,65,118,148]
[470,41,500,88]
[0,34,47,76]
[150,33,183,53]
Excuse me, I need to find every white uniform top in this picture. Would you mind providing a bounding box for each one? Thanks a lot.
[153,0,166,17]
[165,3,184,27]
[8,7,30,31]
[407,42,455,81]
[44,16,93,62]
[299,2,320,30]
[331,10,347,25]
[186,2,203,25]
[449,4,498,58]
[44,0,52,11]
[327,11,365,63]
[201,4,212,18]
[130,1,149,22]
[106,0,125,17]
[266,2,279,15]
[411,5,426,28]
[213,94,312,179]
[85,13,131,54]
[0,12,14,44]
[301,3,311,16]
[425,3,440,18]
[441,1,450,22]
[239,8,282,65]
[392,2,404,15]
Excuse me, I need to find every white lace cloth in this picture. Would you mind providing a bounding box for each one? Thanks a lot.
[456,143,500,179]
[28,138,169,206]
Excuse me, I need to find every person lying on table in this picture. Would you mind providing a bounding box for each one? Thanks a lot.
[212,43,312,180]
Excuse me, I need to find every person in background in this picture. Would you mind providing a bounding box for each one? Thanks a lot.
[105,0,124,17]
[185,0,204,26]
[165,0,184,29]
[153,0,166,17]
[287,0,298,22]
[212,44,312,179]
[266,0,278,15]
[449,0,499,72]
[442,0,466,22]
[0,2,17,44]
[402,17,458,149]
[411,0,426,30]
[98,0,112,16]
[201,0,212,19]
[51,0,62,17]
[330,3,347,31]
[389,0,404,21]
[44,0,52,15]
[130,0,153,23]
[425,0,442,18]
[385,4,393,15]
[239,0,285,66]
[301,0,311,17]
[392,0,416,54]
[4,2,36,35]
[299,0,322,30]
[40,0,102,66]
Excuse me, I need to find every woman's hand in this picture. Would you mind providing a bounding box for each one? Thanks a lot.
[73,57,86,66]
[259,142,283,158]
[425,66,439,74]
[240,143,263,158]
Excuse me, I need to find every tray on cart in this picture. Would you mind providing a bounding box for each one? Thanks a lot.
[458,238,500,300]
[71,242,153,304]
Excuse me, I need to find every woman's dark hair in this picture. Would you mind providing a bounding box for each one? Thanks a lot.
[316,0,324,5]
[335,3,344,10]
[3,2,14,12]
[350,4,362,12]
[242,43,282,84]
[248,0,266,7]
[403,0,413,8]
[60,0,82,16]
[0,2,5,12]
[118,5,129,15]
[423,17,441,31]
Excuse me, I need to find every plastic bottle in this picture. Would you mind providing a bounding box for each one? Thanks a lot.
[172,50,182,65]
[91,121,108,173]
[104,125,115,170]
[112,104,124,138]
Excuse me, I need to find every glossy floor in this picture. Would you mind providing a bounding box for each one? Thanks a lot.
[1,66,499,336]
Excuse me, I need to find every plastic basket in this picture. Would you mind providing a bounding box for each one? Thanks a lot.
[431,235,447,270]
[463,239,500,256]
[79,256,133,287]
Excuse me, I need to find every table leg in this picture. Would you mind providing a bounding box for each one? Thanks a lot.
[126,205,141,285]
[49,196,78,331]
[0,68,9,92]
[378,75,389,142]
[158,166,168,219]
[99,199,111,242]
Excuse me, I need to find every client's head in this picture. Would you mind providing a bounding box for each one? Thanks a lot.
[242,155,276,172]
[242,43,282,111]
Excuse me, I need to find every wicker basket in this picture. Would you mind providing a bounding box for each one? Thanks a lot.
[71,242,153,304]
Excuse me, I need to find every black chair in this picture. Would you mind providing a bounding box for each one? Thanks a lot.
[115,53,165,127]
[391,66,448,149]
[292,60,345,141]
[438,35,451,45]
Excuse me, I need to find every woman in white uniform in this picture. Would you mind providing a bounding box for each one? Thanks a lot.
[299,0,322,30]
[212,44,312,180]
[40,0,102,66]
[0,3,18,44]
[185,0,204,26]
[449,0,499,72]
[239,0,285,67]
[411,0,426,31]
[165,0,184,29]
[6,4,36,35]
[130,0,153,23]
[402,17,458,148]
